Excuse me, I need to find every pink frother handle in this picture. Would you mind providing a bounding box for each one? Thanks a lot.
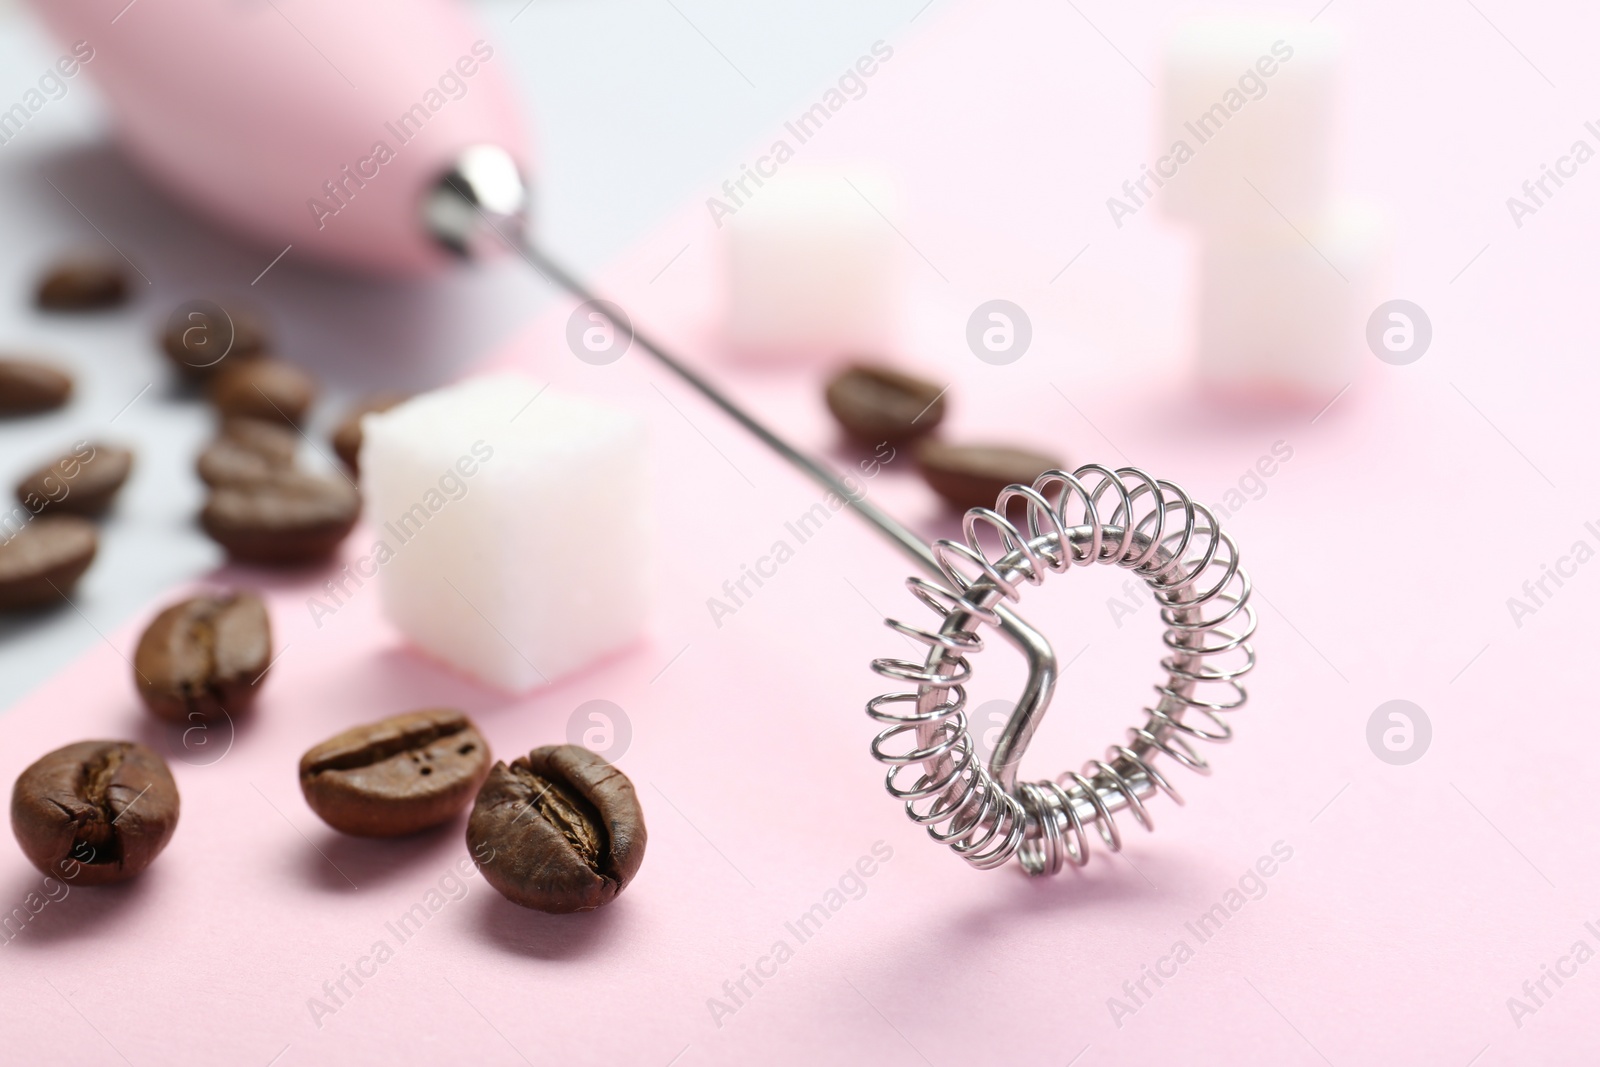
[24,0,532,275]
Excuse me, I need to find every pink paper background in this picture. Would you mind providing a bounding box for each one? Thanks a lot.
[3,1,1599,1063]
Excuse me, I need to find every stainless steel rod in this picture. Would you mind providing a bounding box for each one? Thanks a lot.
[522,242,944,580]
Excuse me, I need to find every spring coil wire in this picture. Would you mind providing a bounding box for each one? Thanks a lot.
[868,465,1256,875]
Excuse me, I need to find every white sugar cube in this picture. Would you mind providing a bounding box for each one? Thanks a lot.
[359,374,649,690]
[722,168,901,362]
[1195,201,1385,402]
[1157,20,1339,232]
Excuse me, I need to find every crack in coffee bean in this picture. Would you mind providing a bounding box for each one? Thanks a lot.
[300,709,491,837]
[135,591,271,724]
[74,746,124,863]
[511,764,605,871]
[467,744,646,913]
[10,740,180,886]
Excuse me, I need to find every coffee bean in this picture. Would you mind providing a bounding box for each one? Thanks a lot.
[0,357,73,416]
[196,419,298,487]
[825,364,947,446]
[200,470,359,565]
[210,359,316,427]
[916,441,1064,512]
[332,393,407,476]
[134,591,272,725]
[0,516,97,610]
[162,301,269,378]
[11,740,179,886]
[467,744,645,913]
[300,709,491,837]
[16,442,133,517]
[35,257,129,311]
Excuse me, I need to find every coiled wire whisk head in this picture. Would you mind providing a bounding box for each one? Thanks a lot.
[867,465,1255,875]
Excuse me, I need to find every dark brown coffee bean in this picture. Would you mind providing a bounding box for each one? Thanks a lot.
[467,744,646,913]
[916,441,1064,513]
[331,393,407,475]
[16,442,133,518]
[162,301,270,378]
[200,471,358,565]
[0,516,97,610]
[300,709,491,837]
[0,357,73,416]
[35,257,129,311]
[196,419,298,487]
[134,591,271,725]
[825,364,947,446]
[11,740,179,886]
[210,359,316,427]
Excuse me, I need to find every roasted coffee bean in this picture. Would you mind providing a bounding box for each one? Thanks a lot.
[200,470,359,565]
[210,359,316,427]
[11,740,179,886]
[0,357,72,415]
[196,419,298,487]
[467,744,646,913]
[0,516,97,610]
[134,591,272,725]
[35,257,129,311]
[16,442,133,517]
[916,441,1064,512]
[162,301,269,377]
[300,709,491,837]
[331,393,407,475]
[825,364,947,446]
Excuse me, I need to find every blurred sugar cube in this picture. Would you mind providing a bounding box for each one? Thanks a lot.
[723,168,901,362]
[1196,201,1385,402]
[361,373,650,691]
[1154,18,1380,404]
[1158,20,1339,232]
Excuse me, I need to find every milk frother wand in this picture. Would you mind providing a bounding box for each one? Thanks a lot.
[25,0,1255,874]
[436,154,1259,876]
